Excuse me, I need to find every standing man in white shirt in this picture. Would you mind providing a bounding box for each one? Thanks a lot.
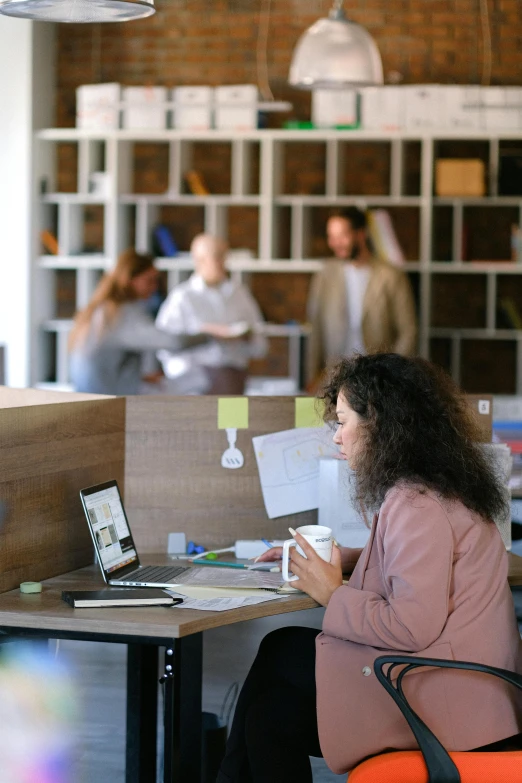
[156,233,268,394]
[306,207,417,391]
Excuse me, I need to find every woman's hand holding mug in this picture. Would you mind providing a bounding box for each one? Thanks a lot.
[282,525,343,607]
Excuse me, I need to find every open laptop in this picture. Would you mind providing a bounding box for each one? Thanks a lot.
[80,480,192,588]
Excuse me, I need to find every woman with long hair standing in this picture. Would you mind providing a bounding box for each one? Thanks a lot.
[217,353,522,783]
[69,249,212,395]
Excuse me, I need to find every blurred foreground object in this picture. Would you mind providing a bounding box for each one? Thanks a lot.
[0,644,77,783]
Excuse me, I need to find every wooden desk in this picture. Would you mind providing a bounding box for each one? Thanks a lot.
[0,562,317,783]
[1,554,521,783]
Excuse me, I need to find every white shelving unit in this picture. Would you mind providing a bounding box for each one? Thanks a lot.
[33,128,522,393]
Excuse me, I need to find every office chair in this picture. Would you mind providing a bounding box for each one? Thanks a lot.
[349,655,522,783]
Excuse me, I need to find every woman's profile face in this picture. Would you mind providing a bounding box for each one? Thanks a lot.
[130,266,159,300]
[333,391,361,467]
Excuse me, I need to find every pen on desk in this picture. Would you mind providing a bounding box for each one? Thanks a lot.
[193,560,247,569]
[251,538,273,563]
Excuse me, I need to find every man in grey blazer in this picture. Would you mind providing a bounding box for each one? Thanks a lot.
[306,207,417,389]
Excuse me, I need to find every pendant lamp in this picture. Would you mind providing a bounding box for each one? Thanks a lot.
[0,0,155,22]
[289,0,383,89]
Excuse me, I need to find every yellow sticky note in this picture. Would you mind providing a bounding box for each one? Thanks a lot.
[218,397,249,429]
[295,397,325,428]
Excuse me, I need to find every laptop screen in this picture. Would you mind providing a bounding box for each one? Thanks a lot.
[80,480,140,579]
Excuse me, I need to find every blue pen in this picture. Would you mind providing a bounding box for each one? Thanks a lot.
[261,538,273,549]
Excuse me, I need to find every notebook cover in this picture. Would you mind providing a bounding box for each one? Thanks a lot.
[61,589,181,608]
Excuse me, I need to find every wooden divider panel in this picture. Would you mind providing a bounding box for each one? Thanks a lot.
[124,394,492,553]
[0,396,125,593]
[124,396,319,551]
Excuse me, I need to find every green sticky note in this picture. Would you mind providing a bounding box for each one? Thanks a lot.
[218,397,249,429]
[295,397,325,428]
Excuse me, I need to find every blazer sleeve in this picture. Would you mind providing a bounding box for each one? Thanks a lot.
[323,490,454,651]
[306,270,326,385]
[390,271,418,357]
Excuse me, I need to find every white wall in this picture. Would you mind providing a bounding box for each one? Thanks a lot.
[0,18,55,387]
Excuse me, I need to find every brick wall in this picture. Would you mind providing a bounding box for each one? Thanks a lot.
[56,0,522,127]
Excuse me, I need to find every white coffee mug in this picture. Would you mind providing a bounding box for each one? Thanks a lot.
[282,524,333,582]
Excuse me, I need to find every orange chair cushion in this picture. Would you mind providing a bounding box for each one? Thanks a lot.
[348,749,522,783]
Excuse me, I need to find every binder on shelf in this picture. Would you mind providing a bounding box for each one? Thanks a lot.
[367,209,405,267]
[40,230,59,255]
[153,225,178,258]
[185,169,210,195]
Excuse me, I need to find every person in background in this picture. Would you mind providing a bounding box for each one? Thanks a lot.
[156,233,268,394]
[217,353,522,783]
[306,207,417,392]
[68,249,215,395]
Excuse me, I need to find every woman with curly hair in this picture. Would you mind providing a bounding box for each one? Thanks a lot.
[217,353,522,783]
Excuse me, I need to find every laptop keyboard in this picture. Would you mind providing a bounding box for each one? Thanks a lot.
[120,565,188,583]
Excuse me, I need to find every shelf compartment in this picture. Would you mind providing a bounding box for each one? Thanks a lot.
[154,204,205,253]
[250,271,313,324]
[463,205,519,262]
[496,275,522,329]
[431,273,487,328]
[338,141,391,196]
[281,141,327,196]
[461,339,517,394]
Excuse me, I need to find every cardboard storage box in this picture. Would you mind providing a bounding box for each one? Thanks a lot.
[359,86,405,131]
[122,86,168,130]
[312,88,358,128]
[214,84,258,130]
[76,82,120,130]
[435,159,486,197]
[172,86,213,130]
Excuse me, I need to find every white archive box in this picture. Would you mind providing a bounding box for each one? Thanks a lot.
[318,459,371,549]
[172,86,213,130]
[312,88,358,128]
[404,85,447,130]
[122,86,168,130]
[481,86,522,131]
[443,85,483,130]
[76,82,121,130]
[214,84,258,130]
[359,86,405,131]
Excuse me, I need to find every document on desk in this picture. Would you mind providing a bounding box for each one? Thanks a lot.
[167,585,284,612]
[252,425,338,518]
[180,566,283,590]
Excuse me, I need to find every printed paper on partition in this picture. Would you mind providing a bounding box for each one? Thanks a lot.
[252,425,339,519]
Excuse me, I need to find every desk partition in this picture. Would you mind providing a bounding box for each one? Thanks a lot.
[123,393,493,553]
[0,389,492,590]
[0,387,125,593]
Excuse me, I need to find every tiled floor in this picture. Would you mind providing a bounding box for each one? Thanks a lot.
[57,607,346,782]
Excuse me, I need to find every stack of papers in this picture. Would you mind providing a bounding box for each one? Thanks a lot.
[167,585,285,612]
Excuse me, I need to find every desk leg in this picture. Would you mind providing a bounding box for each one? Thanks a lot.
[163,634,203,783]
[126,644,158,783]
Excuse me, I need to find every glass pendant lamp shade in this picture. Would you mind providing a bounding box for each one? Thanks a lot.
[289,2,383,89]
[0,0,155,22]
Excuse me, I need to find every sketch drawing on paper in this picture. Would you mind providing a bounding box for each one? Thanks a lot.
[252,425,339,519]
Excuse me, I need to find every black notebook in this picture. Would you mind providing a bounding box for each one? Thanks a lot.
[61,589,183,608]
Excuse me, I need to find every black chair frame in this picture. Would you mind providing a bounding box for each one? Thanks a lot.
[373,655,522,783]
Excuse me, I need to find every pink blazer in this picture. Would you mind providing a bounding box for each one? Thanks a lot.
[315,483,522,773]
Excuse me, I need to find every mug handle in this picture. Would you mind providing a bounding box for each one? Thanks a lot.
[282,539,299,582]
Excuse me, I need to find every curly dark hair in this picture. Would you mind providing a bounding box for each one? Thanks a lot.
[320,353,507,521]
